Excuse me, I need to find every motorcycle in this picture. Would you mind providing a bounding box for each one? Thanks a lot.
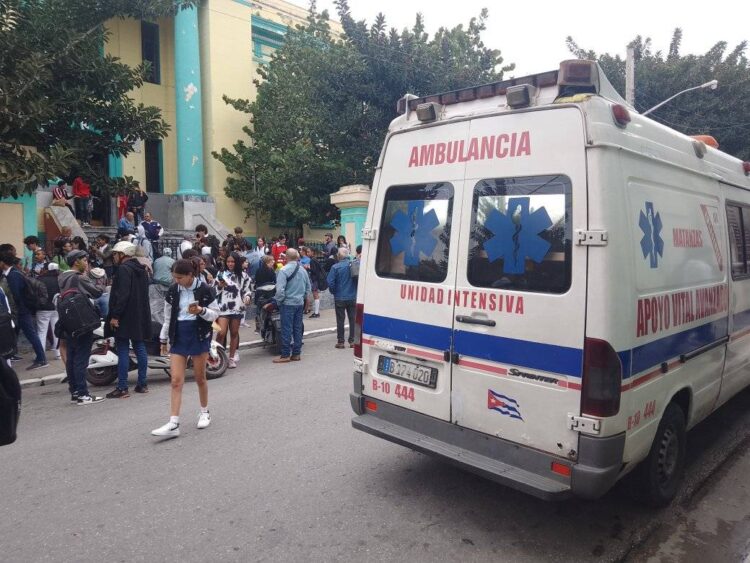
[256,283,281,353]
[87,322,229,387]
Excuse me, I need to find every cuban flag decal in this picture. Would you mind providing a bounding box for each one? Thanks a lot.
[487,390,523,421]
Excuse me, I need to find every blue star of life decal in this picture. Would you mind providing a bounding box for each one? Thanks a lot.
[639,201,664,268]
[390,201,439,266]
[483,197,552,275]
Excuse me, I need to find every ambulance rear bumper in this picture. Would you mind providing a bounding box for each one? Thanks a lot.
[350,395,625,501]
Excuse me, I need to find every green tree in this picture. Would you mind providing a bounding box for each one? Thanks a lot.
[567,29,750,160]
[215,1,513,227]
[0,0,198,196]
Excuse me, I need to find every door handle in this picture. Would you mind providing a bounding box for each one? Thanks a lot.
[456,315,496,327]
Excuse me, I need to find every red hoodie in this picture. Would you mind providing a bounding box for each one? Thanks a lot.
[72,177,91,198]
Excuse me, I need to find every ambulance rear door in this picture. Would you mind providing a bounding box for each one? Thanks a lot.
[360,120,471,421]
[450,107,588,457]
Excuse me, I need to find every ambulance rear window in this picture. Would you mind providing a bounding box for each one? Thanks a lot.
[376,183,454,284]
[467,175,572,294]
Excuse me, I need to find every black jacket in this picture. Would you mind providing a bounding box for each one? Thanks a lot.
[165,282,216,343]
[107,259,152,341]
[254,263,276,287]
[37,272,60,312]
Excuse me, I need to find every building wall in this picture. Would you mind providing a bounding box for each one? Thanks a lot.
[100,0,343,239]
[201,0,317,235]
[0,195,37,253]
[104,17,177,194]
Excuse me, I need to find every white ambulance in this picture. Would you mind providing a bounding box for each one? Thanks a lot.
[349,60,750,505]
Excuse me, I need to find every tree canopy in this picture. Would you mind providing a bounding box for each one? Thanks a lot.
[215,1,513,227]
[567,29,750,160]
[0,0,197,196]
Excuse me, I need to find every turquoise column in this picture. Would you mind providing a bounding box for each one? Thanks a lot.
[108,153,123,178]
[341,207,368,247]
[174,6,206,196]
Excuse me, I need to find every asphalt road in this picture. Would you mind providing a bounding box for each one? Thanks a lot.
[2,334,749,562]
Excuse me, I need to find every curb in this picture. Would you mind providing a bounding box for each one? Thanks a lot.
[19,326,341,388]
[19,373,66,389]
[237,325,342,351]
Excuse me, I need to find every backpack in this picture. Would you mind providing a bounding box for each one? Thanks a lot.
[22,275,48,311]
[309,258,327,291]
[56,286,101,338]
[349,259,360,280]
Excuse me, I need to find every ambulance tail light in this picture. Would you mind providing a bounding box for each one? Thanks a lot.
[353,303,364,358]
[611,104,631,127]
[743,161,750,176]
[581,338,622,417]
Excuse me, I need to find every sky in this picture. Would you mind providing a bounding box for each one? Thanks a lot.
[289,0,748,77]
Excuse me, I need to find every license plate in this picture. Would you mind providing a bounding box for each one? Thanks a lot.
[377,356,438,388]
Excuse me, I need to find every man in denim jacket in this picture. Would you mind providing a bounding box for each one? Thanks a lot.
[273,249,311,363]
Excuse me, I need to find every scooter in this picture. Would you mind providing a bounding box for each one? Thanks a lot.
[86,322,229,387]
[256,284,282,353]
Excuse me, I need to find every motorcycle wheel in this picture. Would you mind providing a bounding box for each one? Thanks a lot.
[86,365,118,387]
[206,347,229,379]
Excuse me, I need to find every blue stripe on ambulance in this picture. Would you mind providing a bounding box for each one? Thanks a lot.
[363,313,452,351]
[628,318,728,378]
[453,331,582,378]
[732,308,750,332]
[364,313,747,383]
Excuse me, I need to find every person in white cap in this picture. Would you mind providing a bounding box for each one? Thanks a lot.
[105,241,152,399]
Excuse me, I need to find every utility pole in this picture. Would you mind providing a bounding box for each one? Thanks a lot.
[626,47,635,107]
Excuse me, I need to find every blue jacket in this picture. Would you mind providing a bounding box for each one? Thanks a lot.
[275,262,311,306]
[327,260,357,301]
[4,268,30,314]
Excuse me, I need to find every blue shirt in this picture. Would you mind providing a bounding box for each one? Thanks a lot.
[118,217,135,234]
[275,262,311,306]
[327,260,357,301]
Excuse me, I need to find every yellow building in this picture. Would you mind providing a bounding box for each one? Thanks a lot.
[102,0,341,239]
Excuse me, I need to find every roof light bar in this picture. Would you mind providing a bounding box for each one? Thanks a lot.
[398,69,562,114]
[558,60,600,96]
[416,103,439,123]
[506,84,536,109]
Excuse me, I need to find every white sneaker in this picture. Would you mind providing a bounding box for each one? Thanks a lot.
[151,421,180,437]
[76,395,105,405]
[232,352,239,363]
[228,359,237,369]
[197,411,211,429]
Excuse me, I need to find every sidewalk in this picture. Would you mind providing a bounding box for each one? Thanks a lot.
[17,308,343,388]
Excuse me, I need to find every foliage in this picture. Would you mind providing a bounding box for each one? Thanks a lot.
[0,0,198,197]
[567,29,750,160]
[215,1,513,227]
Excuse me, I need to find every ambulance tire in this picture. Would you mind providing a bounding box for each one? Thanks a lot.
[635,402,687,507]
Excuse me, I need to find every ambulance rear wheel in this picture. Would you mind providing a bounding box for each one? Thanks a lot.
[636,402,686,507]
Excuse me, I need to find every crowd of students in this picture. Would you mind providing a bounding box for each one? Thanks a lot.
[0,217,361,437]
